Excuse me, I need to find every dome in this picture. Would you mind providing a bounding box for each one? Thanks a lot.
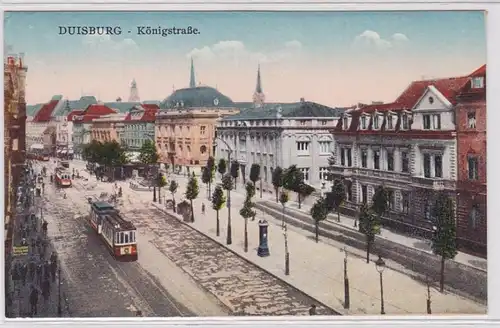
[160,86,235,109]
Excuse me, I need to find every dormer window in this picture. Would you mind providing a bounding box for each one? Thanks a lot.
[401,112,411,130]
[343,116,350,130]
[373,115,380,130]
[472,77,485,89]
[386,113,394,130]
[360,116,367,130]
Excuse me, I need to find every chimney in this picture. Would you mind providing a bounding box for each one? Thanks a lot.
[300,97,305,103]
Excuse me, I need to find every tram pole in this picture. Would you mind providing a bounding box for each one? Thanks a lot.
[57,261,62,316]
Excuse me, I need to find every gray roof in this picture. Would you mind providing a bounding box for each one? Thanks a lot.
[52,96,98,116]
[26,103,43,116]
[160,86,235,109]
[222,101,347,120]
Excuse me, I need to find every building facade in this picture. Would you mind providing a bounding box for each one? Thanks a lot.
[330,66,485,255]
[216,100,345,193]
[455,65,487,255]
[122,104,159,150]
[91,113,127,143]
[26,96,62,152]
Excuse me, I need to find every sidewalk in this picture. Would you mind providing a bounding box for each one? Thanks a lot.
[151,180,486,315]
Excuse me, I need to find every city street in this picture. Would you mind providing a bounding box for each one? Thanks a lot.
[34,160,228,317]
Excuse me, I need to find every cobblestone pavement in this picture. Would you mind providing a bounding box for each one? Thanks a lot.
[123,206,336,316]
[41,182,192,317]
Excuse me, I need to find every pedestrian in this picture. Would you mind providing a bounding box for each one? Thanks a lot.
[29,286,39,316]
[201,203,206,215]
[50,260,57,282]
[28,260,36,281]
[41,182,45,193]
[41,279,50,301]
[135,310,143,317]
[21,263,28,286]
[309,304,317,316]
[36,263,43,283]
[44,261,51,281]
[42,220,48,235]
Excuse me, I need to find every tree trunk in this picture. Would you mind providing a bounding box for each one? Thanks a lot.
[172,194,176,213]
[216,210,220,236]
[298,194,302,209]
[244,217,248,252]
[190,199,194,222]
[366,238,371,263]
[208,181,212,200]
[337,210,341,222]
[315,221,319,243]
[234,177,237,191]
[275,188,279,202]
[439,255,446,293]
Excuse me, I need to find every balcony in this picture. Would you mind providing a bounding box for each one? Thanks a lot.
[356,167,411,183]
[328,165,354,177]
[411,176,456,190]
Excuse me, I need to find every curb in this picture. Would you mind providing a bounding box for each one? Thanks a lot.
[150,202,343,316]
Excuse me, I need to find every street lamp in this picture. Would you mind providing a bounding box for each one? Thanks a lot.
[57,259,62,316]
[342,246,350,309]
[375,255,386,315]
[213,135,233,245]
[283,224,290,275]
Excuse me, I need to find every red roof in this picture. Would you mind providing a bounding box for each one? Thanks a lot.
[32,99,60,122]
[142,104,160,110]
[124,106,158,122]
[458,64,486,99]
[72,104,117,123]
[469,64,486,77]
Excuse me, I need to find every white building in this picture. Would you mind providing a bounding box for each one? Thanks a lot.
[215,99,346,195]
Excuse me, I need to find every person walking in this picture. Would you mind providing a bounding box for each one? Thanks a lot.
[309,304,317,315]
[201,203,206,215]
[29,286,39,316]
[41,279,51,301]
[21,263,28,286]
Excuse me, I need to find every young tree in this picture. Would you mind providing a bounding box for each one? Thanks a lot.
[282,165,315,209]
[201,167,211,199]
[222,173,234,245]
[279,191,289,228]
[310,197,329,243]
[249,163,261,196]
[211,185,226,237]
[431,193,458,293]
[358,204,381,263]
[206,156,216,199]
[297,183,315,209]
[272,166,284,203]
[185,174,199,222]
[168,180,178,213]
[325,179,346,222]
[218,158,227,179]
[239,182,256,252]
[138,139,160,200]
[372,185,389,221]
[157,173,167,203]
[230,160,240,191]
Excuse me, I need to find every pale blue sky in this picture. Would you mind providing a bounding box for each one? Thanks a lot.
[4,11,487,106]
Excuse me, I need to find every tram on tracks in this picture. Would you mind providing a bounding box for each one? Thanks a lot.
[55,167,72,188]
[89,201,138,261]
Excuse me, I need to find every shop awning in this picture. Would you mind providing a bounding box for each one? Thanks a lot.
[126,152,141,163]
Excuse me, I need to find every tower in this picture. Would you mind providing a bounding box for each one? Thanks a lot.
[128,78,140,102]
[252,64,265,108]
[189,58,196,88]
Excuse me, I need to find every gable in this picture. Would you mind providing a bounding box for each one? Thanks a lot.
[413,85,452,112]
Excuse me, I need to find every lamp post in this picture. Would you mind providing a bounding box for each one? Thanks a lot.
[375,255,386,315]
[57,259,62,316]
[426,275,432,314]
[283,224,290,275]
[342,246,350,309]
[213,135,233,246]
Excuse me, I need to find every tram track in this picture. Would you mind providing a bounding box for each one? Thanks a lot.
[40,181,191,317]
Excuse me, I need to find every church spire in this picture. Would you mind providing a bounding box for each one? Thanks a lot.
[189,58,196,88]
[252,64,265,108]
[128,78,140,102]
[255,64,263,93]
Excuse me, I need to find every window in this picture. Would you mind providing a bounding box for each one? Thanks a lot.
[423,115,431,130]
[424,200,432,221]
[468,156,479,180]
[472,77,484,89]
[434,155,443,178]
[124,233,129,244]
[264,166,268,182]
[321,120,328,125]
[423,154,431,178]
[343,117,349,129]
[340,148,351,167]
[386,116,393,129]
[468,112,476,129]
[361,150,368,168]
[319,167,329,181]
[373,150,380,170]
[361,116,367,129]
[341,149,345,166]
[361,185,368,204]
[296,141,310,153]
[200,145,207,154]
[299,120,306,126]
[200,126,206,135]
[373,115,380,129]
[387,150,394,171]
[469,205,480,228]
[319,141,330,154]
[299,168,310,182]
[401,192,410,214]
[432,114,441,129]
[387,190,395,210]
[345,180,353,201]
[347,148,352,167]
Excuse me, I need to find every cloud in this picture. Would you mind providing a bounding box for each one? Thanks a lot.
[353,30,409,50]
[186,40,302,64]
[82,34,138,51]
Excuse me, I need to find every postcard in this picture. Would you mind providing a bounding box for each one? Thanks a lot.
[4,10,487,318]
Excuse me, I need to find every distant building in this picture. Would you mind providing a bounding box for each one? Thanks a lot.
[156,59,239,173]
[122,104,159,150]
[216,99,346,193]
[455,65,487,255]
[128,79,140,102]
[252,65,266,108]
[91,113,127,144]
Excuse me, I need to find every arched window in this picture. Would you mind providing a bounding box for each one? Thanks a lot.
[200,145,207,154]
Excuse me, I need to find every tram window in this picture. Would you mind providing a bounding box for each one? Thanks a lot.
[124,233,129,243]
[120,232,124,244]
[116,232,119,243]
[131,231,135,243]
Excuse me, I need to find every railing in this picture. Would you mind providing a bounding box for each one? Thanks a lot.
[411,177,456,190]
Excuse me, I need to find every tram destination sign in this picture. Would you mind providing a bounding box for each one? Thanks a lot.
[12,246,29,256]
